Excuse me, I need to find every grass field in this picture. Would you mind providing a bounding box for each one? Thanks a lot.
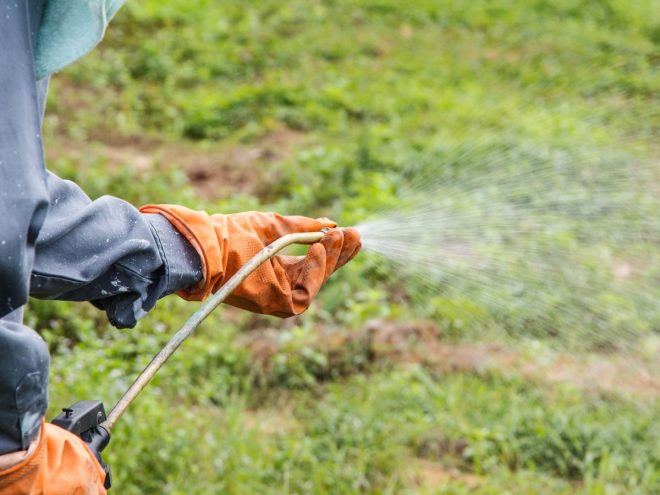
[33,1,658,493]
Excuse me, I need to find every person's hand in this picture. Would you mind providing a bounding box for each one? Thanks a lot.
[0,422,107,494]
[140,205,361,317]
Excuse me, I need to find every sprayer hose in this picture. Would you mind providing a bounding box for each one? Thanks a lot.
[102,231,325,430]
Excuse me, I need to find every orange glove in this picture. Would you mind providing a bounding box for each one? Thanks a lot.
[140,205,361,317]
[0,422,107,495]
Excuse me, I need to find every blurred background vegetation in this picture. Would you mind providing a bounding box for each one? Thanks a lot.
[32,0,658,493]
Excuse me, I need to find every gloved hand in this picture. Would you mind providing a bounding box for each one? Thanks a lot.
[139,205,361,317]
[0,422,107,495]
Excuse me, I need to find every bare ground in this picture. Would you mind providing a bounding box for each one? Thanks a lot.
[45,126,304,200]
[405,458,484,491]
[238,319,660,401]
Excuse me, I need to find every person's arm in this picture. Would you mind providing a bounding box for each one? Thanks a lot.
[32,177,361,325]
[30,171,202,328]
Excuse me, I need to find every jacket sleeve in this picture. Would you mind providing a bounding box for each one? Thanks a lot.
[30,172,203,328]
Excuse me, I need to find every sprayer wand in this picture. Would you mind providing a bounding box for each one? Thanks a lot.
[50,230,325,489]
[104,230,324,428]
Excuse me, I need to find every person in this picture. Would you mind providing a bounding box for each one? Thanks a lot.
[0,2,360,493]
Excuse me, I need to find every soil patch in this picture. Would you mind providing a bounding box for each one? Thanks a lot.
[238,319,660,400]
[183,127,303,200]
[45,127,304,200]
[406,458,483,490]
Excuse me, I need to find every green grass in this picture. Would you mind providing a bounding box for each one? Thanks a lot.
[46,309,659,494]
[32,0,660,493]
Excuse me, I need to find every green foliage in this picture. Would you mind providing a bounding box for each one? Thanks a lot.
[325,369,660,493]
[47,154,197,206]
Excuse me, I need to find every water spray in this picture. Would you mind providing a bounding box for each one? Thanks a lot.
[353,144,659,349]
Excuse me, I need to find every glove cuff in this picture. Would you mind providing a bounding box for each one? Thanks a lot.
[139,204,225,301]
[0,421,44,475]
